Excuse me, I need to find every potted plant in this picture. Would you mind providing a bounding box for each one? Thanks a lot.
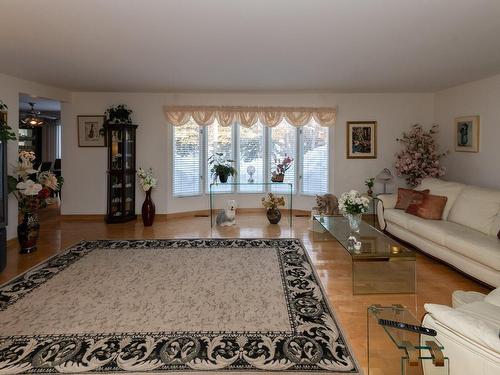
[209,153,237,183]
[338,190,370,233]
[261,193,285,224]
[365,177,375,196]
[105,104,133,124]
[137,167,157,226]
[0,100,16,141]
[8,151,63,253]
[271,155,293,182]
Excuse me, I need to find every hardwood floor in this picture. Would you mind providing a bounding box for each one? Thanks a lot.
[2,205,490,373]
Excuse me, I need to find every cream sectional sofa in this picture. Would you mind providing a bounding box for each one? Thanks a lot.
[377,178,500,287]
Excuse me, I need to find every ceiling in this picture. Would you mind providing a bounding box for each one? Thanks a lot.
[19,94,61,112]
[1,0,500,93]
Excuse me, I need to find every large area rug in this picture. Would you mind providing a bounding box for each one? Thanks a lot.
[0,239,360,374]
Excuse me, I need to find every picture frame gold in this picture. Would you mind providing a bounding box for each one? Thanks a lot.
[454,116,480,153]
[77,115,106,147]
[346,121,377,159]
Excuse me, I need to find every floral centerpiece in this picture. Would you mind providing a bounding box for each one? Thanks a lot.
[261,193,285,224]
[394,124,447,187]
[137,168,157,226]
[364,177,375,196]
[338,190,370,232]
[8,151,62,253]
[271,155,293,182]
[208,153,237,183]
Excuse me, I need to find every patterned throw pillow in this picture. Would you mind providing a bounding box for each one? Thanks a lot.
[406,194,448,220]
[395,188,430,210]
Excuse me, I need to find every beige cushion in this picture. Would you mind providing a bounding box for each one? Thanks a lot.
[448,186,500,235]
[456,301,500,327]
[418,178,465,219]
[445,227,500,270]
[406,216,466,247]
[484,288,500,308]
[383,209,412,229]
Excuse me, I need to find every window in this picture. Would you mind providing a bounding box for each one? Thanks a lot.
[238,122,264,192]
[301,121,329,195]
[270,120,297,193]
[172,117,329,197]
[173,120,202,196]
[206,120,233,192]
[55,124,62,159]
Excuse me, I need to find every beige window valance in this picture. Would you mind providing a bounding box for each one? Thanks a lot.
[163,105,337,128]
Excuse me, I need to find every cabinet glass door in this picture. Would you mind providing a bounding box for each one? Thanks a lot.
[124,174,134,216]
[110,129,123,171]
[110,174,123,217]
[124,128,134,171]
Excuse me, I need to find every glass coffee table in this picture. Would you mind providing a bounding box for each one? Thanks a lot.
[312,215,416,294]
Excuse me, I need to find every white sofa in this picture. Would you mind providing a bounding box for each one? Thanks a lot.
[377,178,500,287]
[422,288,500,375]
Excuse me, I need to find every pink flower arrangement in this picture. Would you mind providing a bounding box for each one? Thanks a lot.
[273,155,293,175]
[394,124,448,187]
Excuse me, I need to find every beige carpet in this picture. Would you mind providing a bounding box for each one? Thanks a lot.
[0,239,360,374]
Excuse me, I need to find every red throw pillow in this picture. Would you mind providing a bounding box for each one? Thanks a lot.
[395,188,430,210]
[406,194,448,220]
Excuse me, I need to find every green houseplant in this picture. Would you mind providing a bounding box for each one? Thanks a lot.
[208,153,236,183]
[0,100,16,141]
[105,104,133,124]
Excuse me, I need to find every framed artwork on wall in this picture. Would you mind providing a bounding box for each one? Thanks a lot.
[455,116,480,152]
[346,121,377,159]
[77,115,106,147]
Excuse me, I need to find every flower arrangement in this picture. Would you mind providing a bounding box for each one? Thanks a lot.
[208,152,237,183]
[105,104,133,124]
[261,193,285,210]
[0,100,16,141]
[137,168,157,191]
[364,177,375,196]
[338,190,370,215]
[271,154,293,182]
[394,124,447,187]
[8,151,63,215]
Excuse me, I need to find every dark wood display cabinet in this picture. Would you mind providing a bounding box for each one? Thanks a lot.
[105,123,137,223]
[0,136,7,271]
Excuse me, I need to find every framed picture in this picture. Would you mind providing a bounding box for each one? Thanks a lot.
[455,116,480,152]
[346,121,377,159]
[77,115,106,147]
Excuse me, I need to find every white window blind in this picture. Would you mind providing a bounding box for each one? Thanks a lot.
[238,122,264,192]
[270,121,296,193]
[207,120,233,193]
[301,121,329,195]
[173,120,202,196]
[55,124,62,159]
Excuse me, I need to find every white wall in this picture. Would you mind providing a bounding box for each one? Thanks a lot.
[63,92,434,215]
[434,74,500,189]
[0,73,70,239]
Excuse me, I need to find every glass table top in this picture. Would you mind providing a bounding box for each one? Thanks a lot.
[313,215,415,260]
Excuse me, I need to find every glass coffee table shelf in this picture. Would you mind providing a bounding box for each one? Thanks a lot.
[312,215,416,294]
[368,305,449,375]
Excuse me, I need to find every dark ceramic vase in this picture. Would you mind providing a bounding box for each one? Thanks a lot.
[218,174,229,183]
[18,211,40,254]
[266,208,281,224]
[142,189,156,226]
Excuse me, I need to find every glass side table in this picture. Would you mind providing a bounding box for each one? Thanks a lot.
[368,305,449,375]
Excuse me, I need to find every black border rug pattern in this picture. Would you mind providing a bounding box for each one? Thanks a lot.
[0,239,359,373]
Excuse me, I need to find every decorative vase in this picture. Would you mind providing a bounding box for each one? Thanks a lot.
[266,208,282,224]
[142,189,156,226]
[218,174,229,183]
[367,188,373,197]
[17,211,40,254]
[271,173,285,183]
[346,213,362,233]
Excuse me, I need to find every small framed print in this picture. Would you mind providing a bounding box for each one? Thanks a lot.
[78,115,106,147]
[347,121,377,159]
[455,116,480,152]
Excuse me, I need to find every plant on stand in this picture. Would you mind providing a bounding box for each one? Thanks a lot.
[338,190,370,233]
[261,193,285,224]
[394,124,447,187]
[8,151,63,253]
[105,104,133,124]
[0,100,17,142]
[271,155,293,182]
[137,167,157,226]
[364,177,375,196]
[209,152,237,183]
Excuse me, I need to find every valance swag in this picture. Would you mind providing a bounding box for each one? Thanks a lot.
[163,105,337,128]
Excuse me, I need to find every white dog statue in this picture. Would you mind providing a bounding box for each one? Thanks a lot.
[216,200,237,226]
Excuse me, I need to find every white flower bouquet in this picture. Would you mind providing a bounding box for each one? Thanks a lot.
[137,167,157,192]
[338,190,370,215]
